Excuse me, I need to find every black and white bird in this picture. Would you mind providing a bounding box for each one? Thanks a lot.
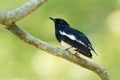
[49,17,97,58]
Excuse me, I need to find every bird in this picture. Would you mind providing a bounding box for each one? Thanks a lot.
[49,17,97,58]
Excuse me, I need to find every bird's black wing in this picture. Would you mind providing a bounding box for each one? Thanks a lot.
[68,27,97,55]
[59,28,91,58]
[59,27,97,57]
[71,28,92,47]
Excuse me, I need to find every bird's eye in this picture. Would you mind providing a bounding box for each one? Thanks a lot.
[55,19,67,24]
[57,20,63,24]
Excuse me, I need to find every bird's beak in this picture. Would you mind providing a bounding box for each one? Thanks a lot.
[49,17,55,22]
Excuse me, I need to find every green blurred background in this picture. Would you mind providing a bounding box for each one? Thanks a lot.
[0,0,120,80]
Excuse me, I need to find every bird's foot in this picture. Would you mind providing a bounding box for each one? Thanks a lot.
[74,52,79,56]
[65,47,73,51]
[73,52,80,58]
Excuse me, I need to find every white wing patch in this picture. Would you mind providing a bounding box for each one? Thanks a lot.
[59,31,87,47]
[59,31,76,40]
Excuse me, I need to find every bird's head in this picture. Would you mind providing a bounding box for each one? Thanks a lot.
[49,17,70,28]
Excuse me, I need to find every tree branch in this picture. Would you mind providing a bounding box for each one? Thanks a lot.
[0,0,47,25]
[0,0,111,80]
[5,24,110,80]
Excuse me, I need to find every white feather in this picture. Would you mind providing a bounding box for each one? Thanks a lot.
[59,31,87,47]
[59,31,76,40]
[61,40,72,48]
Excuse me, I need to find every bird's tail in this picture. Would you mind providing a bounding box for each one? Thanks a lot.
[90,47,98,55]
[75,48,92,59]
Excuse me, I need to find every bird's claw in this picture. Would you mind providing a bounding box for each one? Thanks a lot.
[65,47,73,51]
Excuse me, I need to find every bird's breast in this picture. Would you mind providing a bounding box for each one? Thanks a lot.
[60,40,72,48]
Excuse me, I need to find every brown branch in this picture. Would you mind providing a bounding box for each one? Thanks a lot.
[5,24,111,80]
[0,0,111,80]
[0,0,47,25]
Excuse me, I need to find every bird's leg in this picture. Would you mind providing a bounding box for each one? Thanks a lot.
[65,47,73,51]
[74,49,80,56]
[75,52,79,55]
[73,51,80,58]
